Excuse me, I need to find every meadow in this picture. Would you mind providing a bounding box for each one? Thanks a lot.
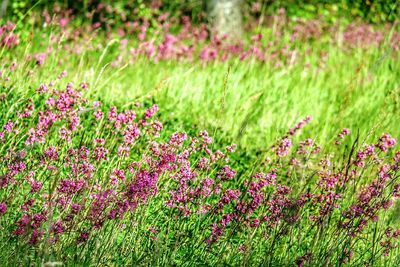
[0,3,399,266]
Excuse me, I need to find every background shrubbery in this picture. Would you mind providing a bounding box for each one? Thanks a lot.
[4,0,400,25]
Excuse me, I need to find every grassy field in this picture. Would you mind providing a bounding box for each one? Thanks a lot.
[3,20,399,153]
[0,8,399,266]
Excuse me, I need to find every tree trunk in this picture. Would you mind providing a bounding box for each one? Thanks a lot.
[0,0,9,19]
[206,0,243,40]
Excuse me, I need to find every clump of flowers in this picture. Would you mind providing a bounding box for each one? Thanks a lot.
[0,21,20,48]
[0,80,398,265]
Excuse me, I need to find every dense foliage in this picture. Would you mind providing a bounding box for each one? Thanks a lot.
[5,0,400,24]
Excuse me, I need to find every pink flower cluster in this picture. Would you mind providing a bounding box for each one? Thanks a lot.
[0,80,398,265]
[0,21,19,48]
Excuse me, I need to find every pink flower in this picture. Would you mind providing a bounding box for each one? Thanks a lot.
[0,202,7,215]
[377,134,397,152]
[217,165,236,180]
[77,231,90,244]
[59,127,71,142]
[108,106,118,121]
[51,221,65,235]
[93,147,108,161]
[45,146,58,161]
[145,42,156,57]
[93,101,102,108]
[30,180,43,193]
[123,124,141,144]
[37,83,49,94]
[80,82,89,90]
[59,70,67,79]
[10,62,17,71]
[35,53,46,66]
[169,132,187,147]
[117,145,130,157]
[94,110,103,120]
[144,104,159,119]
[274,138,292,157]
[45,97,56,106]
[4,120,13,133]
[226,144,237,153]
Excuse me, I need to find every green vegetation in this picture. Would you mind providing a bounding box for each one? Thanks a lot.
[0,2,399,266]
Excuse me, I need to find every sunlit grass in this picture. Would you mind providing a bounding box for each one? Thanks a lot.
[0,15,399,266]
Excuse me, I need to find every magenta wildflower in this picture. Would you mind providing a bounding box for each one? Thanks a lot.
[94,110,104,120]
[35,53,46,66]
[93,147,108,161]
[124,124,141,144]
[197,157,209,170]
[59,70,68,79]
[30,180,43,193]
[45,97,56,107]
[274,137,292,157]
[77,231,90,244]
[4,120,14,133]
[14,214,31,236]
[93,101,101,108]
[29,229,42,245]
[288,116,313,136]
[199,130,213,144]
[44,146,59,161]
[80,82,89,90]
[117,145,130,157]
[144,104,159,119]
[108,106,118,121]
[58,179,86,194]
[206,223,224,245]
[59,127,71,142]
[36,83,49,94]
[169,132,187,147]
[0,202,7,215]
[377,134,397,152]
[218,189,240,208]
[335,128,351,145]
[71,203,82,214]
[110,169,126,185]
[217,165,237,180]
[226,144,237,153]
[51,221,65,235]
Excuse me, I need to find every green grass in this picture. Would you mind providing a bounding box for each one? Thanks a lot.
[2,22,399,157]
[0,16,399,266]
